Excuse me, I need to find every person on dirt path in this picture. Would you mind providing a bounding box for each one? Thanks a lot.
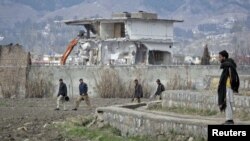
[72,79,91,111]
[55,79,68,111]
[131,79,143,103]
[218,50,240,125]
[150,79,165,100]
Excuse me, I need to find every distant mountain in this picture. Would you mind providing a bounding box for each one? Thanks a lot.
[40,0,149,21]
[0,0,250,55]
[0,2,38,28]
[1,0,250,25]
[1,0,84,11]
[1,0,250,28]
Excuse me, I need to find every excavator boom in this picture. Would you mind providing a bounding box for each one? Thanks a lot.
[60,38,79,65]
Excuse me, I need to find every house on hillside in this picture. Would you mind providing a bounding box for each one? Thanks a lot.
[63,11,183,65]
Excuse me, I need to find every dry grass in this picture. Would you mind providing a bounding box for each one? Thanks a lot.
[0,67,22,98]
[239,91,250,96]
[94,68,125,98]
[94,68,152,98]
[1,70,54,98]
[166,66,195,90]
[0,83,15,98]
[1,85,17,98]
[166,73,194,90]
[26,79,54,98]
[0,45,31,98]
[235,110,250,121]
[140,79,151,98]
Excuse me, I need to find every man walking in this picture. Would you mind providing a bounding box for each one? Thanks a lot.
[218,50,240,125]
[55,79,67,111]
[131,79,143,103]
[72,79,90,110]
[151,79,165,100]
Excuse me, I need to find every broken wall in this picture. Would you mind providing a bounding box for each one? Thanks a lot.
[77,40,100,65]
[144,42,172,65]
[0,44,29,98]
[148,51,171,65]
[126,20,173,40]
[100,41,136,65]
[77,40,173,65]
[100,23,125,39]
[100,23,115,39]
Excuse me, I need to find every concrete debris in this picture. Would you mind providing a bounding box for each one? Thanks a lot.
[17,127,27,132]
[43,123,49,128]
[23,122,32,126]
[188,137,194,141]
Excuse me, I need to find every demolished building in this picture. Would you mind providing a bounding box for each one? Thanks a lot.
[63,11,183,65]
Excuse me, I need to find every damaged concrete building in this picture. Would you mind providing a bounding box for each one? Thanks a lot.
[64,11,182,65]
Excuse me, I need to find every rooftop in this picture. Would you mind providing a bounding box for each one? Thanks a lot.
[63,11,183,25]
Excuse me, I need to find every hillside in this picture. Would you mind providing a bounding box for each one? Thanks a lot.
[0,0,249,55]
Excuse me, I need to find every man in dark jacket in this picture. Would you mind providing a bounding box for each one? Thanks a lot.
[151,79,165,100]
[218,50,240,125]
[55,79,67,110]
[72,78,90,110]
[132,79,143,103]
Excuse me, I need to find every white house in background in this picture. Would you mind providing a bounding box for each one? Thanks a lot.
[31,54,62,65]
[184,56,201,65]
[63,11,183,65]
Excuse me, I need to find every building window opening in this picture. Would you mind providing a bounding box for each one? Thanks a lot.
[114,23,125,38]
[149,50,171,65]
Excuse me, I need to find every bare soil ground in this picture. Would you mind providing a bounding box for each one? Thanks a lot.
[0,98,136,141]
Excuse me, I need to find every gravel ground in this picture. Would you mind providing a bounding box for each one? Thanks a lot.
[0,98,137,141]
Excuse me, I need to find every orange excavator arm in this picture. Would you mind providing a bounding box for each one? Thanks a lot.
[60,38,79,65]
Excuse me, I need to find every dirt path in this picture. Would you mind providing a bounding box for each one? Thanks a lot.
[0,98,135,141]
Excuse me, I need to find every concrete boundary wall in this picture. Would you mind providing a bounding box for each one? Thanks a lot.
[96,102,250,138]
[97,105,208,138]
[207,75,250,91]
[28,65,250,97]
[162,90,250,112]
